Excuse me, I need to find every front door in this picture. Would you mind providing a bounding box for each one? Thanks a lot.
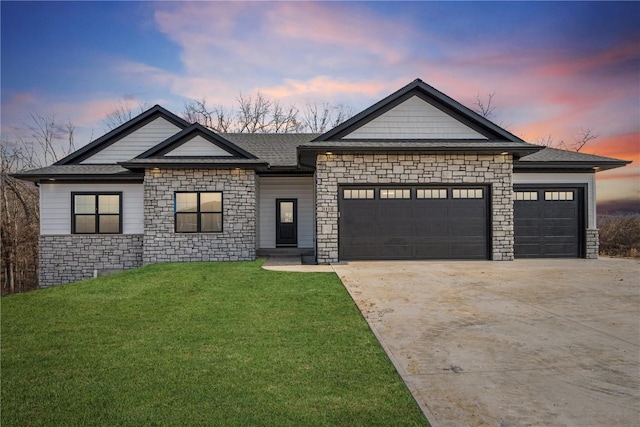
[276,199,297,247]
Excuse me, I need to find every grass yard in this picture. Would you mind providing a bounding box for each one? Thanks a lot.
[1,260,428,427]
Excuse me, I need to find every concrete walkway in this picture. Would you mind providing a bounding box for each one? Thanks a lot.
[261,256,334,273]
[333,258,640,427]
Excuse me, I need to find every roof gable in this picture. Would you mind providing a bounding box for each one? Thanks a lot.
[57,105,189,165]
[315,79,525,142]
[138,124,257,159]
[343,95,487,140]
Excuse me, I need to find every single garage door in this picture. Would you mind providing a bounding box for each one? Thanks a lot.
[339,186,489,260]
[514,187,584,258]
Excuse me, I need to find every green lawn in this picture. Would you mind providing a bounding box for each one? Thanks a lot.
[1,260,428,426]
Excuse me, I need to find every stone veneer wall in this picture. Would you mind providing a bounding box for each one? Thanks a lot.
[143,168,257,264]
[586,228,599,259]
[39,234,143,287]
[315,153,514,263]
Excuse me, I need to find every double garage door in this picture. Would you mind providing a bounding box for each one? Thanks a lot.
[339,185,489,260]
[338,185,583,260]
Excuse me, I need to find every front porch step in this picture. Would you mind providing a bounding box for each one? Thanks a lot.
[256,248,315,257]
[256,248,317,265]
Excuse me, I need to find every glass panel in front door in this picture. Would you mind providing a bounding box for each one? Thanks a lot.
[280,202,294,223]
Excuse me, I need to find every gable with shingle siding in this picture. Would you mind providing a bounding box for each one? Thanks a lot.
[81,117,183,164]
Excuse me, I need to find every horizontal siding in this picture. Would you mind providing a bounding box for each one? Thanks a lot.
[165,135,233,156]
[258,176,314,248]
[40,183,144,235]
[513,172,596,228]
[81,117,181,164]
[344,95,487,140]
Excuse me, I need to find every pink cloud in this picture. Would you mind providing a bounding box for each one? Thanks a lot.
[537,41,640,78]
[265,2,415,66]
[260,76,406,105]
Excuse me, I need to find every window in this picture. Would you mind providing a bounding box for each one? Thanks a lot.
[380,189,411,199]
[417,188,447,199]
[452,188,483,199]
[175,192,222,233]
[545,191,574,201]
[72,193,122,234]
[343,189,374,199]
[514,191,538,201]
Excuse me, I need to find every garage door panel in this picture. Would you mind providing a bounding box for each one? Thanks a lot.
[543,243,578,257]
[515,187,582,258]
[413,205,448,218]
[341,245,377,260]
[451,243,487,258]
[340,186,488,260]
[543,206,577,219]
[451,221,485,239]
[414,244,451,258]
[514,243,542,257]
[379,222,413,236]
[414,222,450,237]
[378,245,413,259]
[380,205,413,219]
[451,205,485,218]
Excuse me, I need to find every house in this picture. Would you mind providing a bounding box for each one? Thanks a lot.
[15,79,630,287]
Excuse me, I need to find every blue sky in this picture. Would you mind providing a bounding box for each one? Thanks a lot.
[1,1,638,202]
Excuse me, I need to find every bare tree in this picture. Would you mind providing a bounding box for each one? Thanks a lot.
[236,91,273,133]
[271,100,301,133]
[302,102,331,133]
[1,113,77,294]
[182,91,315,134]
[302,102,353,133]
[537,128,598,152]
[1,138,40,294]
[182,98,233,133]
[571,128,598,152]
[473,91,496,120]
[26,113,76,166]
[103,98,149,131]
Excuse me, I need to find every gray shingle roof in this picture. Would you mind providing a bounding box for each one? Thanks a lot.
[223,133,319,167]
[12,137,630,182]
[517,147,631,170]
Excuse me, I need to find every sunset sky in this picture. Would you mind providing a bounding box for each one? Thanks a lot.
[1,1,638,204]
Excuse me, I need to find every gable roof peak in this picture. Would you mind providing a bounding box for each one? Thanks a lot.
[136,122,258,159]
[55,104,190,165]
[314,78,525,143]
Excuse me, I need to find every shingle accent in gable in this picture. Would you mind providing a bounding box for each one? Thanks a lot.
[138,124,257,159]
[314,78,526,143]
[56,105,189,165]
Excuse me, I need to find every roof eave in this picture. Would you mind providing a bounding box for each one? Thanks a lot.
[11,172,144,183]
[298,144,541,157]
[515,161,631,172]
[119,161,268,170]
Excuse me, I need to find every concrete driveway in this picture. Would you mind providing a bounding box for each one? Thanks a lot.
[333,258,640,427]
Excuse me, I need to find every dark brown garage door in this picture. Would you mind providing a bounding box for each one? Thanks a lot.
[514,187,584,258]
[339,186,489,260]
